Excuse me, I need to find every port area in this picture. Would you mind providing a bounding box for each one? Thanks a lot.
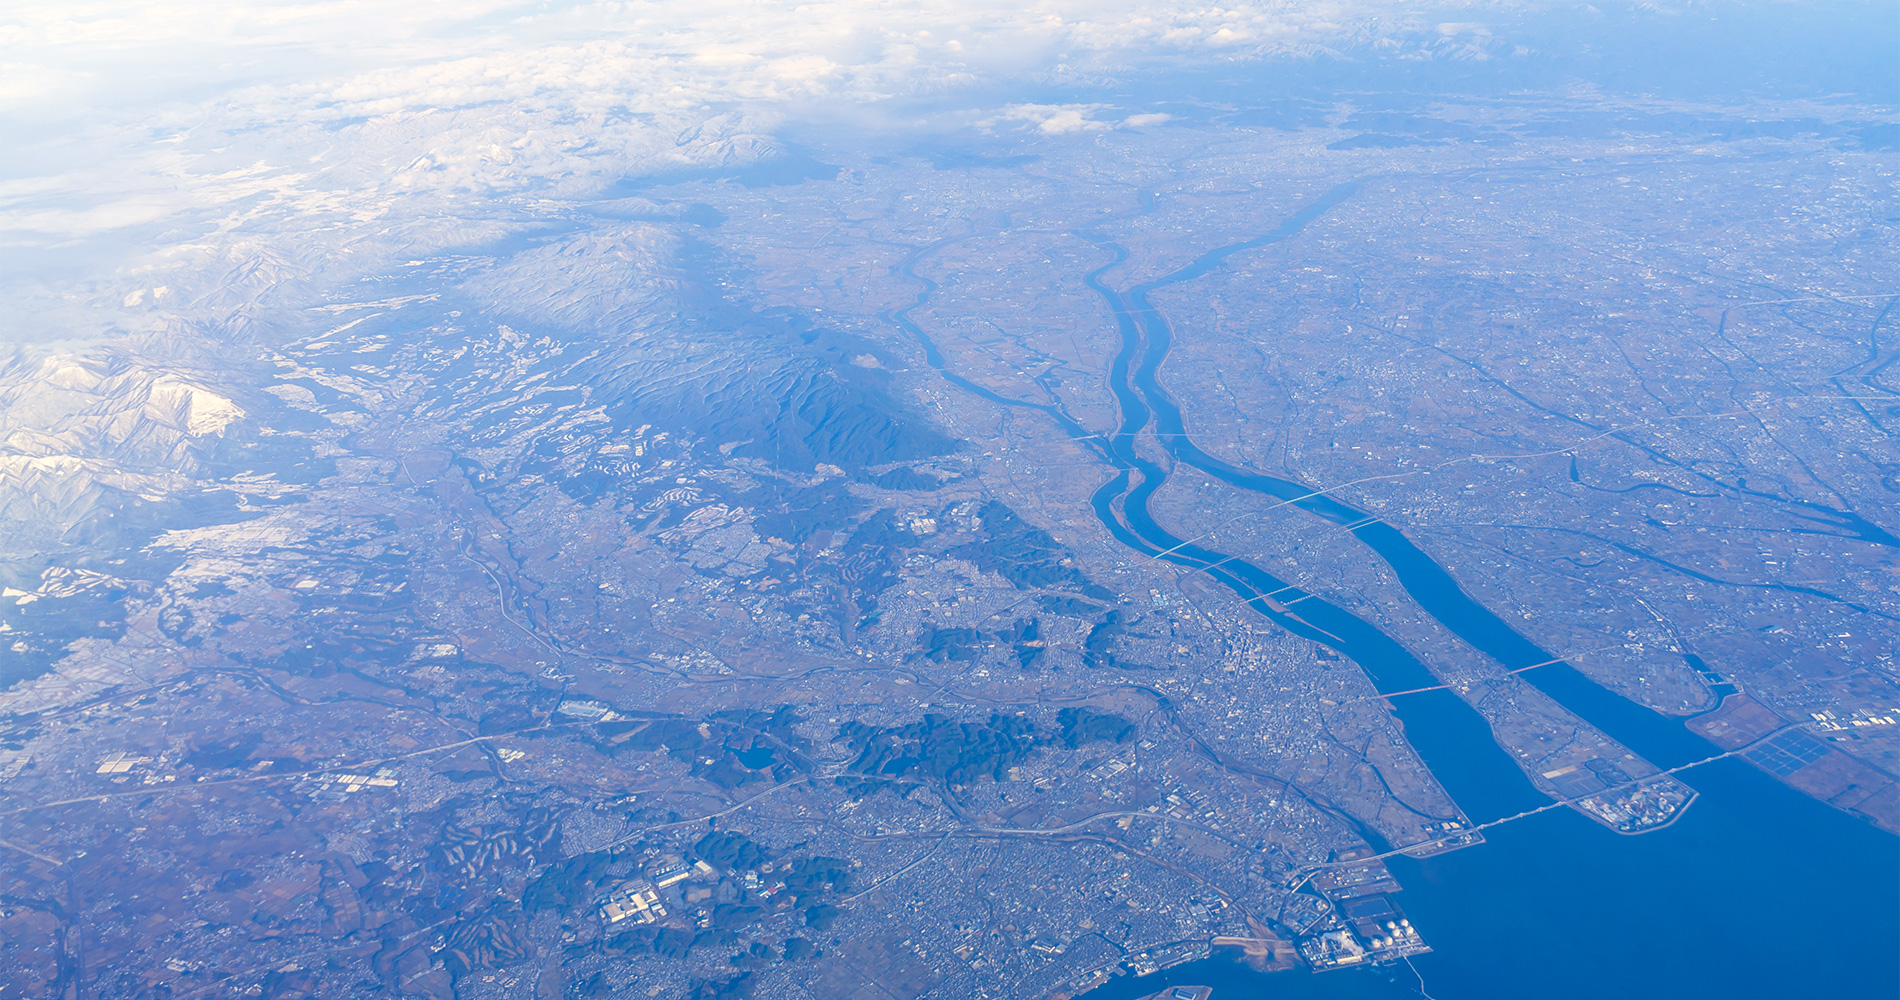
[1061,937,1230,996]
[1131,987,1213,1000]
[1120,940,1213,980]
[1292,849,1432,972]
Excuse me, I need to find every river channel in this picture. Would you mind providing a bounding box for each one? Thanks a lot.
[888,180,1900,997]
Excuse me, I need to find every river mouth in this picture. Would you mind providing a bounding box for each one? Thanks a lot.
[892,181,1900,996]
[1077,734,1900,999]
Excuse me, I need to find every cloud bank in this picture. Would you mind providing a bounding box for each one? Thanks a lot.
[0,2,1532,246]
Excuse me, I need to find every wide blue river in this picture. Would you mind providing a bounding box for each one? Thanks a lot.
[886,183,1900,999]
[1063,183,1900,1000]
[1078,695,1900,999]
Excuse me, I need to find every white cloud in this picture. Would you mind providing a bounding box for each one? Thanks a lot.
[995,103,1113,134]
[1,1,1368,120]
[0,0,1534,339]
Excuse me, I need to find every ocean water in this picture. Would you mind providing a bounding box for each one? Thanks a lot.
[1080,688,1900,1000]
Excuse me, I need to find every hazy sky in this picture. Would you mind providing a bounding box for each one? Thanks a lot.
[0,0,1889,345]
[0,1,1540,239]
